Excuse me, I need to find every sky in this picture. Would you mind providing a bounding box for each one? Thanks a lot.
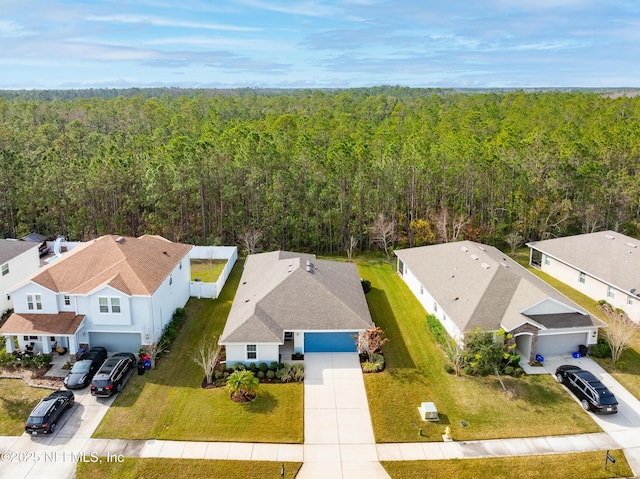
[1,0,639,89]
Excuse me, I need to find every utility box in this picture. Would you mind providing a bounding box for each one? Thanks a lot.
[418,402,439,422]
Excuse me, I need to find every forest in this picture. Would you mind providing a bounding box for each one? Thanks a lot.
[0,88,639,253]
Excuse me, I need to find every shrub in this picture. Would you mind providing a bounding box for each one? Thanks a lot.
[443,363,455,374]
[257,370,265,379]
[426,314,448,348]
[514,367,524,376]
[616,360,628,371]
[276,364,293,382]
[503,365,514,376]
[269,362,282,372]
[291,362,305,381]
[248,362,258,372]
[32,354,52,368]
[590,338,612,358]
[258,362,269,372]
[215,378,227,387]
[266,369,275,380]
[361,361,379,373]
[232,362,246,371]
[223,372,230,379]
[361,279,371,294]
[215,371,223,380]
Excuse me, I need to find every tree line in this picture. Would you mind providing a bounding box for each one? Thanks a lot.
[0,88,638,253]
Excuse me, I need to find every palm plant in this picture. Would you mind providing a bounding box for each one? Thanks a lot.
[225,369,259,402]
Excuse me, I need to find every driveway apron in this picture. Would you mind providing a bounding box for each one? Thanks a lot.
[297,352,391,479]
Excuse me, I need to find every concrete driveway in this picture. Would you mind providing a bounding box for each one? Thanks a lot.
[543,354,640,472]
[298,352,390,479]
[0,386,115,479]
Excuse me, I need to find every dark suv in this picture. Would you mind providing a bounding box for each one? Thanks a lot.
[90,352,136,397]
[555,365,618,414]
[25,390,74,435]
[64,346,108,389]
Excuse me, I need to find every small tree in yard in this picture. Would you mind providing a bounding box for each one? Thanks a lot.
[225,369,259,402]
[355,327,389,363]
[190,335,221,386]
[238,228,262,255]
[370,213,395,261]
[598,301,639,365]
[142,327,168,369]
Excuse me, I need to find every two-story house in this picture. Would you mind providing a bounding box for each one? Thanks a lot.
[0,235,192,358]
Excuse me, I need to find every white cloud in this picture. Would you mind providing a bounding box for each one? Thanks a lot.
[86,14,260,32]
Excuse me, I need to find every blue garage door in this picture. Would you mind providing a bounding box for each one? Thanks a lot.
[304,332,357,353]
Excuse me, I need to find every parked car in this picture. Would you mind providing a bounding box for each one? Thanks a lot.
[555,365,618,414]
[90,352,136,397]
[63,347,108,389]
[25,390,74,435]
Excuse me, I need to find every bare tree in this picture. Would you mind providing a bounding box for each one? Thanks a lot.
[431,208,469,243]
[503,231,524,256]
[370,213,395,261]
[190,335,221,385]
[142,327,168,369]
[598,301,639,364]
[354,327,389,362]
[238,228,262,255]
[346,235,357,261]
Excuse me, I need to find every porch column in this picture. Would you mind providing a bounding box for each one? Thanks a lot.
[68,335,79,362]
[42,336,52,354]
[5,336,15,353]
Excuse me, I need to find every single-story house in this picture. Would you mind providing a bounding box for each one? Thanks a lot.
[527,231,640,323]
[1,239,41,313]
[395,242,606,362]
[220,251,373,364]
[1,235,192,357]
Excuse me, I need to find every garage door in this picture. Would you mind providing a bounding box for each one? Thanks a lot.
[88,332,141,353]
[536,332,587,357]
[304,332,357,353]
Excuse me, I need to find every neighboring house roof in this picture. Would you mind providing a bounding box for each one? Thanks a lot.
[395,242,605,334]
[220,251,373,344]
[527,230,640,294]
[17,235,192,296]
[20,233,47,243]
[0,239,39,264]
[0,312,85,335]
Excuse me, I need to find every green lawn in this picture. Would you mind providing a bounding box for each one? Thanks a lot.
[513,249,640,400]
[93,259,304,443]
[0,378,53,435]
[190,259,227,282]
[356,256,601,443]
[382,450,632,479]
[77,458,302,479]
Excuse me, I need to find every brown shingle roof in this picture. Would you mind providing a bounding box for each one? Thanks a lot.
[30,235,192,296]
[0,312,85,335]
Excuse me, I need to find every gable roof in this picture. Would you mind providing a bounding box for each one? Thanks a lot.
[527,230,640,294]
[0,239,39,264]
[395,241,605,334]
[22,235,192,296]
[0,312,85,335]
[220,251,373,344]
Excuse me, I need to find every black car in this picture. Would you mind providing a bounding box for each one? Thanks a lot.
[90,352,136,397]
[555,365,618,414]
[63,346,108,389]
[25,390,74,435]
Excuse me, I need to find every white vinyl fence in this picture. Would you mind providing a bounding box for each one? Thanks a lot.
[189,246,237,299]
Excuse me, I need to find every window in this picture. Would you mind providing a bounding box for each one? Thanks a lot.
[607,286,615,299]
[99,297,121,314]
[544,255,551,266]
[1,263,8,276]
[64,295,71,306]
[27,294,42,310]
[579,272,586,284]
[246,344,257,360]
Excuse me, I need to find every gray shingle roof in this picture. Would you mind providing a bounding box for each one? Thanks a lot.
[220,251,373,344]
[0,239,39,264]
[395,242,604,334]
[527,230,640,293]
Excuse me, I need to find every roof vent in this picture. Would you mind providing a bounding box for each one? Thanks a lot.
[306,260,314,273]
[500,262,509,268]
[288,263,293,273]
[604,234,615,240]
[470,254,479,261]
[461,246,469,253]
[162,251,168,256]
[115,236,125,244]
[478,246,486,251]
[625,242,637,248]
[481,262,490,269]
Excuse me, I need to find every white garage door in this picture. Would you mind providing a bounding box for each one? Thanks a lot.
[88,332,141,353]
[536,332,587,357]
